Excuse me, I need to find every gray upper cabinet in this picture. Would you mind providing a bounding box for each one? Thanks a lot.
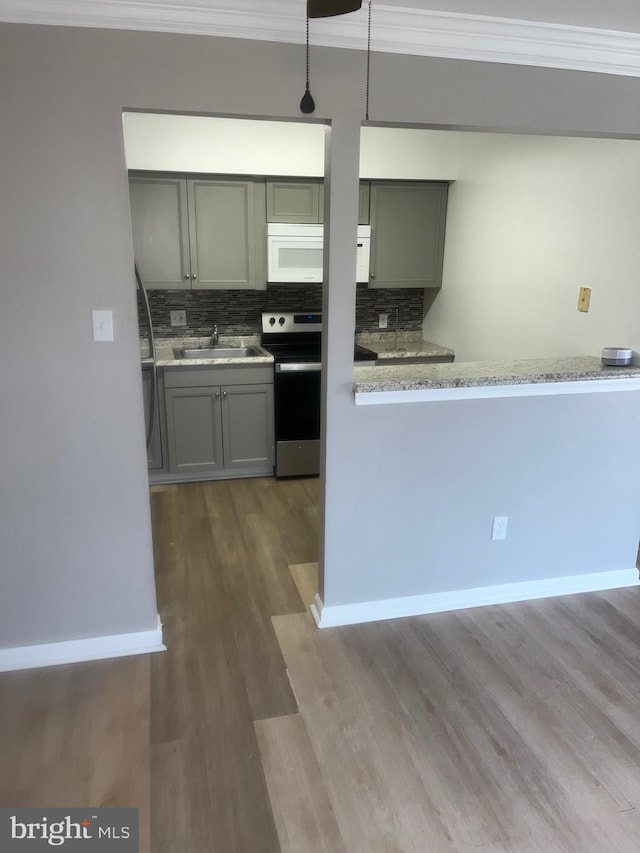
[369,182,448,288]
[188,178,263,289]
[129,174,266,290]
[130,176,190,289]
[266,179,370,225]
[358,182,370,225]
[266,180,322,223]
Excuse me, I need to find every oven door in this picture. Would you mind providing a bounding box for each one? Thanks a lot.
[274,363,321,477]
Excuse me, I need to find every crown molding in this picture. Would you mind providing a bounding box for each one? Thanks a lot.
[3,0,640,78]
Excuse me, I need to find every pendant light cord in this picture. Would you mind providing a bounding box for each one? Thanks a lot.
[365,0,372,121]
[306,12,310,90]
[300,4,315,113]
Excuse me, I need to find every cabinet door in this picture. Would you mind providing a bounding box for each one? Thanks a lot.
[221,384,274,472]
[266,180,322,223]
[188,179,258,289]
[369,182,448,288]
[316,181,366,224]
[142,366,163,470]
[129,176,191,289]
[317,182,366,224]
[164,386,224,475]
[358,181,370,225]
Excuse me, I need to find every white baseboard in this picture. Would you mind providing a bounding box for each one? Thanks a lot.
[310,569,639,628]
[0,614,166,672]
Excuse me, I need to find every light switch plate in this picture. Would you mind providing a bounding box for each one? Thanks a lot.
[170,310,187,327]
[578,287,591,313]
[379,313,388,329]
[92,310,114,342]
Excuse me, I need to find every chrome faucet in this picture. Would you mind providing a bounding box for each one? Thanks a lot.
[210,324,219,346]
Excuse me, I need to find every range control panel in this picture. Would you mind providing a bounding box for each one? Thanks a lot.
[261,312,322,334]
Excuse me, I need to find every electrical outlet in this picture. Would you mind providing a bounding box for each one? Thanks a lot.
[379,313,388,329]
[170,310,187,327]
[492,516,508,541]
[578,287,591,313]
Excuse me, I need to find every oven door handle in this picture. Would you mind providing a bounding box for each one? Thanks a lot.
[275,362,322,373]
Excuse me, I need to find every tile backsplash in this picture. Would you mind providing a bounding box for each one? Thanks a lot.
[139,285,425,338]
[355,286,424,333]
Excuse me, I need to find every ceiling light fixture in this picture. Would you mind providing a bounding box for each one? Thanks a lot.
[308,0,362,16]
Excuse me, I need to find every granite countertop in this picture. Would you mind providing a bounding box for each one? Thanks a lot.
[356,332,455,360]
[141,335,273,367]
[353,356,640,394]
[141,331,453,367]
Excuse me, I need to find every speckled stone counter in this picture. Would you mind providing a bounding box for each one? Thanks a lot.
[353,356,640,404]
[141,335,273,367]
[356,332,454,361]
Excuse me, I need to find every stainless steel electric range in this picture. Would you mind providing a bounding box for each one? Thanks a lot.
[260,311,376,478]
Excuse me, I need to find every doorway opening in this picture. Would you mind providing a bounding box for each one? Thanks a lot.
[122,109,330,668]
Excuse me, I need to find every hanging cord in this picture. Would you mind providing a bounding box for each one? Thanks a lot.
[306,12,310,91]
[365,0,372,120]
[300,5,316,113]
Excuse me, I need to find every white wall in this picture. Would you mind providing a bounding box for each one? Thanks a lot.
[123,112,460,179]
[123,113,326,175]
[360,127,460,178]
[423,132,640,361]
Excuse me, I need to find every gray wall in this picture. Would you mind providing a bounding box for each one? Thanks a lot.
[2,23,640,645]
[322,391,640,606]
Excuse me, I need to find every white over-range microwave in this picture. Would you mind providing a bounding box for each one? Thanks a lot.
[267,223,371,284]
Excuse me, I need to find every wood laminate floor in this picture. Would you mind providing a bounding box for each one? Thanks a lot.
[2,477,640,852]
[148,477,318,852]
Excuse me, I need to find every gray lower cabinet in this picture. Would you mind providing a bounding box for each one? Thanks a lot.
[163,366,274,480]
[369,182,448,288]
[129,173,266,290]
[164,386,224,475]
[221,384,275,471]
[142,365,163,470]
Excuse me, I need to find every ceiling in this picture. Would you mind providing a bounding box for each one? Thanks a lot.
[2,0,640,77]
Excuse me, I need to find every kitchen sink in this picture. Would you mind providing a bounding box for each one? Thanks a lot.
[175,345,265,359]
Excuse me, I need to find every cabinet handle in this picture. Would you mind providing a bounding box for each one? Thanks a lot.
[215,391,220,398]
[370,272,375,279]
[191,273,197,280]
[223,391,228,397]
[184,273,190,280]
